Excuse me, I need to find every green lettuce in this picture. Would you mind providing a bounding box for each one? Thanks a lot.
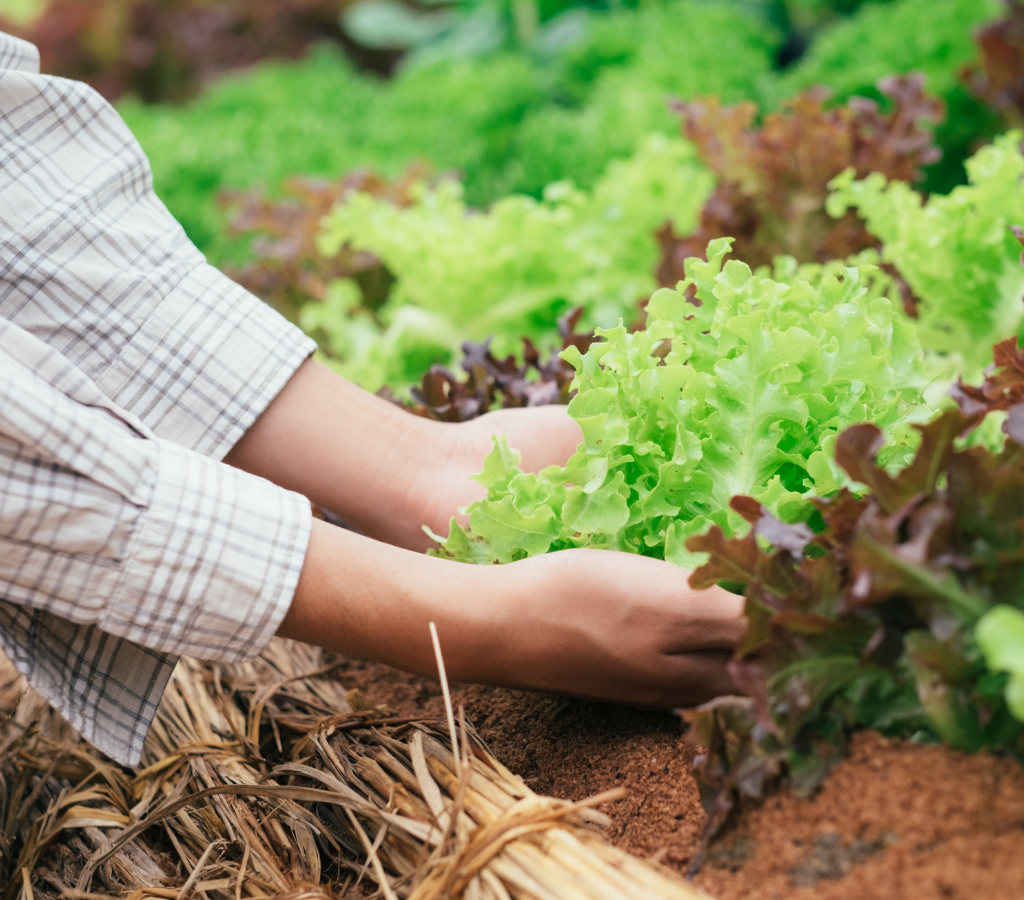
[432,239,934,566]
[977,605,1024,723]
[773,0,999,105]
[315,135,713,391]
[828,132,1024,381]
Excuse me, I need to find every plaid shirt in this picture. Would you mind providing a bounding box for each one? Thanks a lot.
[0,32,316,765]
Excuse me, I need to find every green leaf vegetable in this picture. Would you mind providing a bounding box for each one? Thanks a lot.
[122,0,995,263]
[829,132,1024,381]
[772,0,1002,192]
[431,239,933,566]
[976,605,1024,722]
[682,398,1024,831]
[774,0,999,104]
[504,0,781,193]
[121,48,549,262]
[315,135,713,391]
[948,333,1024,726]
[122,0,776,262]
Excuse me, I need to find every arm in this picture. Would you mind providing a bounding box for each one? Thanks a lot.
[0,50,315,461]
[279,518,743,709]
[0,320,310,764]
[223,358,582,551]
[226,359,744,706]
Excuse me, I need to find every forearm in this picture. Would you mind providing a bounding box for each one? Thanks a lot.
[224,360,454,549]
[277,519,508,677]
[278,520,743,708]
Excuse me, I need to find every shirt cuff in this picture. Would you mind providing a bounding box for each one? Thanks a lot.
[94,262,317,461]
[0,33,39,72]
[102,439,311,662]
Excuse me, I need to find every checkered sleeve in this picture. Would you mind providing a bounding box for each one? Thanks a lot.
[0,32,317,765]
[0,320,311,764]
[0,33,316,460]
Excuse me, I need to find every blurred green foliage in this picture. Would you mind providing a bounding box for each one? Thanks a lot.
[118,0,1006,267]
[121,49,552,262]
[0,0,44,24]
[123,0,778,264]
[773,0,1003,191]
[775,0,998,101]
[313,134,712,390]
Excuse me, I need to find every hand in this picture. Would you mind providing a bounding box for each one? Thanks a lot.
[279,521,744,709]
[468,547,744,707]
[466,405,583,476]
[225,359,582,552]
[417,404,583,543]
[230,360,741,706]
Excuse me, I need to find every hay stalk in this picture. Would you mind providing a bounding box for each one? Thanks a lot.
[0,642,711,900]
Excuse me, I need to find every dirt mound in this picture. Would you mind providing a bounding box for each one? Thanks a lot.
[338,658,1024,900]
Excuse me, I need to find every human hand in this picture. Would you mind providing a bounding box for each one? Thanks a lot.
[458,547,745,708]
[280,521,744,710]
[467,405,583,475]
[416,405,582,546]
[225,360,581,552]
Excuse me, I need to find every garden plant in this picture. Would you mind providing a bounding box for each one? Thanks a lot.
[7,0,1024,898]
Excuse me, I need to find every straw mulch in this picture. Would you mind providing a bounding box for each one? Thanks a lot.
[0,640,711,900]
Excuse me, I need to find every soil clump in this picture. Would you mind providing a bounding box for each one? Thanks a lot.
[336,657,1024,900]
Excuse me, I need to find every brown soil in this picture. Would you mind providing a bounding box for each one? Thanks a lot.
[335,657,1024,900]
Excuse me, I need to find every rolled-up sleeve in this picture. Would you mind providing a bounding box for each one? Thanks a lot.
[0,321,311,762]
[0,31,317,764]
[0,36,316,459]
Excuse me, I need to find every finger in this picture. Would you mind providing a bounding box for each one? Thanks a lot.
[605,649,738,709]
[480,406,582,471]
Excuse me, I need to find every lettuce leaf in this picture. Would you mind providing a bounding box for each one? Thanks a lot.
[828,131,1024,380]
[433,239,934,565]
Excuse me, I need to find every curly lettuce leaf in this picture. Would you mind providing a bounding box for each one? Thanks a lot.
[828,131,1024,380]
[432,239,933,565]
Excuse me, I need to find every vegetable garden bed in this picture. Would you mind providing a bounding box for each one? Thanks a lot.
[0,646,706,900]
[6,1,1024,897]
[7,644,1024,900]
[328,657,1024,900]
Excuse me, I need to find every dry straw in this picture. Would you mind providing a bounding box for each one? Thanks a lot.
[0,640,711,900]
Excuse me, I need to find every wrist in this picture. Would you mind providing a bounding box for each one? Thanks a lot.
[280,519,515,680]
[401,419,492,548]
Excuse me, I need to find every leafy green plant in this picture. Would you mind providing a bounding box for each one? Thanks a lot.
[772,0,1002,192]
[779,0,896,32]
[430,239,932,565]
[657,74,942,283]
[315,135,713,391]
[121,1,777,260]
[120,0,1009,263]
[947,328,1024,725]
[221,164,434,319]
[494,0,781,198]
[120,47,551,260]
[681,368,1024,834]
[977,606,1024,721]
[828,131,1024,381]
[775,0,998,104]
